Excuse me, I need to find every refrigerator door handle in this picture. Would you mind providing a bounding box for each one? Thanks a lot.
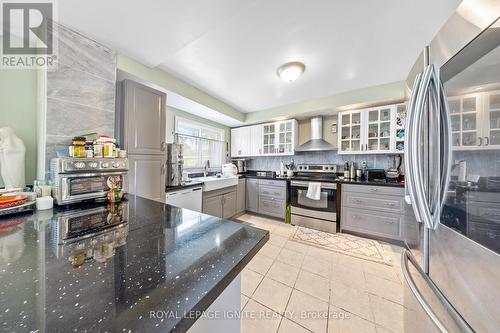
[404,72,424,224]
[407,69,431,227]
[427,65,442,230]
[410,65,442,230]
[438,77,452,213]
[402,250,474,333]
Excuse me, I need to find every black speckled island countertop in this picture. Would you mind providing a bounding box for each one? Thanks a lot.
[0,195,268,332]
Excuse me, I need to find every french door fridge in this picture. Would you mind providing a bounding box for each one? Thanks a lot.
[402,1,500,332]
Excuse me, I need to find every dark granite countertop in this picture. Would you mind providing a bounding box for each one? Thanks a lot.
[165,181,204,193]
[337,179,404,187]
[243,174,290,181]
[0,195,268,332]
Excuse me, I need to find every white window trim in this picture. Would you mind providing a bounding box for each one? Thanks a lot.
[174,116,226,171]
[174,116,225,141]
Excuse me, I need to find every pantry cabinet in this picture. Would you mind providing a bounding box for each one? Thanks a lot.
[230,119,298,157]
[338,105,395,155]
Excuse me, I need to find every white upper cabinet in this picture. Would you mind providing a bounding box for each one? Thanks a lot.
[250,125,263,156]
[261,120,298,155]
[447,90,500,150]
[231,126,251,157]
[448,93,482,150]
[482,90,500,149]
[230,120,298,157]
[338,105,396,154]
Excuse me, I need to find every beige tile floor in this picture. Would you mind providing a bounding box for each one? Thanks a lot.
[237,213,405,333]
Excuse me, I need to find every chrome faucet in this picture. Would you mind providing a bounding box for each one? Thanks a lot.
[204,160,210,176]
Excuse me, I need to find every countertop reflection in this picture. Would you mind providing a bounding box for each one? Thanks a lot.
[0,195,268,332]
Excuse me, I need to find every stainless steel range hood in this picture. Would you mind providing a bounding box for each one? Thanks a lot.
[295,116,336,152]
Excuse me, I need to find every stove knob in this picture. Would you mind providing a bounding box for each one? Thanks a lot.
[101,162,109,168]
[89,162,99,169]
[329,166,334,170]
[112,162,120,168]
[74,162,86,169]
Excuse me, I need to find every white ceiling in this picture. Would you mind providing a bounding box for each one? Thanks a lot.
[58,0,461,113]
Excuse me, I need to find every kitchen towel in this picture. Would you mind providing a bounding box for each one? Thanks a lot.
[306,182,321,200]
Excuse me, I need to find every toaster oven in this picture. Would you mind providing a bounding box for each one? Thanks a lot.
[51,158,128,205]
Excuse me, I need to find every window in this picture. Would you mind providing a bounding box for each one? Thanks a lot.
[175,117,226,170]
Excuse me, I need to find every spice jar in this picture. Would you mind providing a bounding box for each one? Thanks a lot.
[85,141,94,158]
[70,136,86,158]
[93,144,104,158]
[104,142,115,158]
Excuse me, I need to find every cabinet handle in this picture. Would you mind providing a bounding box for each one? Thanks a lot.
[485,137,490,146]
[369,188,378,192]
[352,214,359,220]
[383,202,395,207]
[161,142,167,151]
[478,137,483,146]
[353,199,362,204]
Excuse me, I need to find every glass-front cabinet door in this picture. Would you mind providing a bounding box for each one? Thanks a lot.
[262,123,276,154]
[448,94,481,149]
[486,90,500,148]
[366,106,393,153]
[261,120,297,155]
[394,103,407,153]
[278,121,293,154]
[339,111,363,154]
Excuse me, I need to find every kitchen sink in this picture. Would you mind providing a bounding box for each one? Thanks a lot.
[194,175,239,192]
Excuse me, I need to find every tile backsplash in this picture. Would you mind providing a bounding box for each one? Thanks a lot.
[453,150,500,177]
[246,151,403,172]
[44,23,116,175]
[245,150,500,178]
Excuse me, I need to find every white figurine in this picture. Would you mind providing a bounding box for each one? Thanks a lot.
[0,127,26,189]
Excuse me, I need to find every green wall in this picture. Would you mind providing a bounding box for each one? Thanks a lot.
[117,54,245,123]
[244,81,406,124]
[0,41,38,186]
[166,106,231,146]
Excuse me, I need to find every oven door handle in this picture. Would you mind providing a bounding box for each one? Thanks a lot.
[290,181,337,189]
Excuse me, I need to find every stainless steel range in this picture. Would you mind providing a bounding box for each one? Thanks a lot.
[290,164,338,233]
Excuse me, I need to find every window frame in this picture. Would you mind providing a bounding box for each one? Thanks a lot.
[174,116,226,170]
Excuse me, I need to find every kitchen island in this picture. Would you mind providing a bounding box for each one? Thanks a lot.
[0,195,268,332]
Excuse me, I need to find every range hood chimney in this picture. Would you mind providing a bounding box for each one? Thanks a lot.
[295,116,336,152]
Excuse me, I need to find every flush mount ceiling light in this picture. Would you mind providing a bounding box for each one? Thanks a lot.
[277,61,306,82]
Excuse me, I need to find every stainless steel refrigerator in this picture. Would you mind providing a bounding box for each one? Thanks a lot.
[402,1,500,332]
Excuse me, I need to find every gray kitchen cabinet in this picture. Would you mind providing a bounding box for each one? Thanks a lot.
[120,80,167,155]
[127,155,166,203]
[246,178,259,213]
[258,179,286,219]
[222,191,237,219]
[236,178,246,214]
[203,195,223,218]
[259,197,286,219]
[341,184,405,241]
[202,186,238,219]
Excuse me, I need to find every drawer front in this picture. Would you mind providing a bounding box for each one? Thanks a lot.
[259,185,286,200]
[259,197,285,219]
[342,184,404,197]
[342,191,403,214]
[258,179,286,187]
[467,221,500,253]
[342,207,402,240]
[468,205,500,221]
[468,191,500,204]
